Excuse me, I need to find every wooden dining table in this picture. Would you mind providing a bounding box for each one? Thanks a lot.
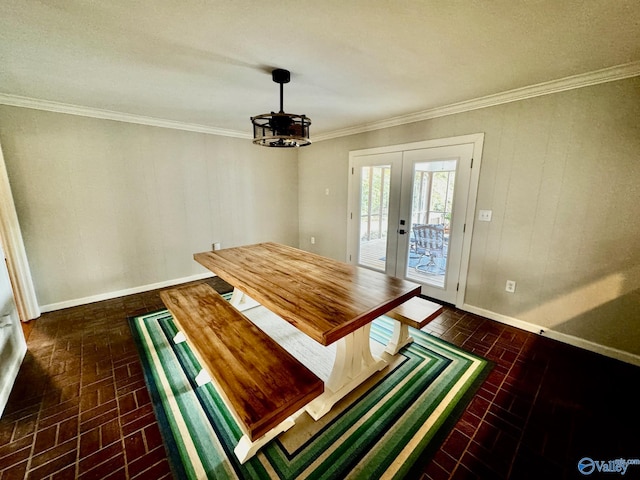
[194,242,421,419]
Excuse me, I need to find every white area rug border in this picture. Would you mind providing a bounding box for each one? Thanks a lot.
[461,303,640,367]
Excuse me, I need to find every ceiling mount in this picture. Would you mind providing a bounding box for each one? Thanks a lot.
[271,68,290,85]
[250,68,311,148]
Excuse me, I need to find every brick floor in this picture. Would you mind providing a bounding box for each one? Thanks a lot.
[1,277,639,479]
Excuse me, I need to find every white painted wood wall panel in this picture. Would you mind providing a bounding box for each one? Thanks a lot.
[299,77,640,358]
[0,108,298,307]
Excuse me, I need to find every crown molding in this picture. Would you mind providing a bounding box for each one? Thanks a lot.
[312,61,640,142]
[0,93,252,139]
[2,62,639,142]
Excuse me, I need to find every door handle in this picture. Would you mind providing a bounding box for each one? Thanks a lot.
[398,229,406,235]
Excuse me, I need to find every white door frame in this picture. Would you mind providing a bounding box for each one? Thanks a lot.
[0,143,40,321]
[347,133,484,307]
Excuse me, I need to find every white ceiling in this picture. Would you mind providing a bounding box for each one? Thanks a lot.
[1,1,639,140]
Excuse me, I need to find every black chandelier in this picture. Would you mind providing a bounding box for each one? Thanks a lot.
[250,69,311,147]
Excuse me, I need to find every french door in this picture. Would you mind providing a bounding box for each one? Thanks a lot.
[347,135,483,305]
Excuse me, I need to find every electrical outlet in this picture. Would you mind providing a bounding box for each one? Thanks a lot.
[311,236,316,245]
[478,210,492,222]
[213,242,221,251]
[505,280,516,293]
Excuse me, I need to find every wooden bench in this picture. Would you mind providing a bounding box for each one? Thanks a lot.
[159,283,323,464]
[383,296,444,354]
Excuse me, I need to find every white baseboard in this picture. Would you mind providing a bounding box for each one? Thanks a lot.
[461,303,640,368]
[39,272,215,313]
[37,281,640,367]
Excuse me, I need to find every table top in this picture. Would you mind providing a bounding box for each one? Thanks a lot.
[194,242,421,346]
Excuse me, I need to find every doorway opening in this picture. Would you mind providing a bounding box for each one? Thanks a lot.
[348,134,484,305]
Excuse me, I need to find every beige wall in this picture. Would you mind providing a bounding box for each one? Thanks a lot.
[0,107,299,308]
[299,77,640,357]
[1,78,638,360]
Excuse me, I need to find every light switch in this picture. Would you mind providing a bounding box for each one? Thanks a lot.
[478,210,492,222]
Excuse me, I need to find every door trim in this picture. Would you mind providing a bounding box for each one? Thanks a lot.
[347,133,484,307]
[0,143,40,321]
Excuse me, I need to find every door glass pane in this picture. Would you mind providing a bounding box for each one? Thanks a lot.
[358,165,390,271]
[405,160,456,287]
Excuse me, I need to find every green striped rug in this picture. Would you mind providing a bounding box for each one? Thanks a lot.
[129,300,491,479]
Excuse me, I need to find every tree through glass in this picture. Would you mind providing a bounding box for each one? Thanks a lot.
[358,165,391,271]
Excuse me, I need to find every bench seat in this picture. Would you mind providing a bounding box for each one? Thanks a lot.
[385,296,443,328]
[384,296,443,354]
[160,283,323,463]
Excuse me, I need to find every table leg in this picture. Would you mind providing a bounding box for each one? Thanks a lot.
[384,322,414,355]
[229,288,260,311]
[305,324,387,420]
[234,414,298,464]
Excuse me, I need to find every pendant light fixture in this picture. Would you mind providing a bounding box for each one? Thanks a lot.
[250,69,311,147]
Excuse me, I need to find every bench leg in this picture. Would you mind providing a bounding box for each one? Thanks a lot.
[195,369,212,386]
[385,322,414,355]
[305,324,387,420]
[229,288,260,312]
[233,414,297,464]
